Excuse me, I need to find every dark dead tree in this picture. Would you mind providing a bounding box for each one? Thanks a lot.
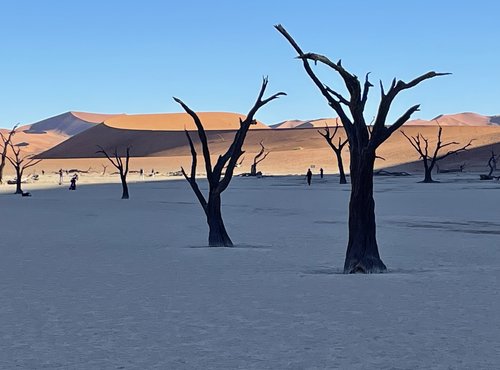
[318,120,348,184]
[276,24,449,273]
[175,77,285,247]
[6,142,42,194]
[401,124,472,183]
[0,125,18,184]
[250,141,271,176]
[101,164,108,176]
[96,146,131,199]
[487,151,499,177]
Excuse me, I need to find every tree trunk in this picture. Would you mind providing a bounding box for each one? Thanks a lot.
[207,192,233,247]
[422,161,436,183]
[15,168,22,194]
[120,175,129,199]
[336,151,347,184]
[344,151,387,273]
[250,163,257,176]
[422,168,434,183]
[0,159,5,184]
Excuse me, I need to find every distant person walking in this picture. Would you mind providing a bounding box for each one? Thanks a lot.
[151,169,155,178]
[140,168,144,180]
[306,168,313,186]
[69,174,77,190]
[58,169,63,185]
[320,168,324,179]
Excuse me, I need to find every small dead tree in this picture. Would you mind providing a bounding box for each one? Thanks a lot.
[101,164,108,176]
[401,125,472,183]
[96,146,131,199]
[6,143,41,194]
[487,151,499,177]
[318,120,348,184]
[0,125,18,184]
[277,24,448,273]
[250,141,270,176]
[175,77,285,247]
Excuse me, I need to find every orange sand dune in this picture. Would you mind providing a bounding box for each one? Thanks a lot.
[400,112,499,126]
[103,112,269,131]
[71,111,122,124]
[34,122,500,177]
[274,113,500,129]
[0,111,115,155]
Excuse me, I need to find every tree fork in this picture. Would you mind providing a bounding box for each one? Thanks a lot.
[276,24,449,273]
[176,77,285,247]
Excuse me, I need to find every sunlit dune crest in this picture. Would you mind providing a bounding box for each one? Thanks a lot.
[103,112,269,131]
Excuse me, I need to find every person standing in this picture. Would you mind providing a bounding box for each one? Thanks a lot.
[320,168,324,179]
[306,168,312,186]
[69,174,77,190]
[58,169,63,185]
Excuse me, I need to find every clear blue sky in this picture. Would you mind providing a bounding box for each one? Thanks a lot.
[1,0,499,128]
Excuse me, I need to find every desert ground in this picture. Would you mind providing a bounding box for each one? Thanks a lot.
[1,172,499,368]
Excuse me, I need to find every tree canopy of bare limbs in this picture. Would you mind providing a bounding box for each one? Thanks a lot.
[6,143,42,194]
[97,146,131,199]
[175,77,285,247]
[276,24,449,273]
[318,120,348,184]
[250,141,270,176]
[401,124,472,183]
[0,125,18,184]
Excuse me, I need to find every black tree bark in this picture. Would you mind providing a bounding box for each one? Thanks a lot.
[487,151,498,177]
[97,146,131,199]
[250,141,270,176]
[277,24,448,273]
[207,192,232,246]
[120,174,130,199]
[0,125,18,184]
[6,141,41,195]
[344,150,386,273]
[15,168,23,194]
[176,77,285,247]
[337,151,347,184]
[401,125,472,183]
[318,122,348,184]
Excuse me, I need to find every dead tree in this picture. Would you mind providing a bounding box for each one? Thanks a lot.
[0,125,18,184]
[318,120,348,184]
[487,151,499,177]
[401,125,472,183]
[250,141,270,176]
[96,146,131,199]
[276,24,449,273]
[175,77,285,247]
[6,143,41,194]
[101,164,108,176]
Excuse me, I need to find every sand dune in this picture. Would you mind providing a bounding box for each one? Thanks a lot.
[407,112,500,126]
[33,123,500,177]
[103,112,269,131]
[272,118,341,129]
[3,110,500,178]
[0,111,117,155]
[21,111,115,135]
[0,111,266,156]
[274,113,500,129]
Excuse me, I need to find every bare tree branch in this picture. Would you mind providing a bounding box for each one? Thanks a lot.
[275,24,354,133]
